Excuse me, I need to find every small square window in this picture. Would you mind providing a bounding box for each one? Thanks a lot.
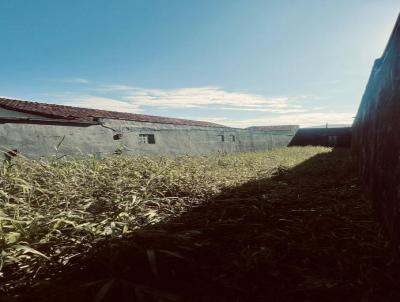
[139,134,156,144]
[230,135,236,142]
[113,133,122,140]
[328,135,337,145]
[217,135,225,142]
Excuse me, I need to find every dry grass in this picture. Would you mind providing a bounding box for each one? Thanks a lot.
[0,146,328,291]
[2,147,398,302]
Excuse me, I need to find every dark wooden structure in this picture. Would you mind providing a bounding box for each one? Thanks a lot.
[352,13,400,256]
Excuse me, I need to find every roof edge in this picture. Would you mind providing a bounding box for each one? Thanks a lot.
[0,97,227,128]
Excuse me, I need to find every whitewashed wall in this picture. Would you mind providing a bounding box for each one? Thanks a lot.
[0,117,295,159]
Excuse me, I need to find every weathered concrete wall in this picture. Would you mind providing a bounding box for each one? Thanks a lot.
[352,14,400,253]
[289,127,351,147]
[0,118,296,159]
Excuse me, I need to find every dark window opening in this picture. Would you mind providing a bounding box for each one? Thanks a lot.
[114,148,123,155]
[328,135,338,146]
[230,135,236,142]
[139,134,156,144]
[4,149,18,161]
[113,133,122,140]
[217,135,225,142]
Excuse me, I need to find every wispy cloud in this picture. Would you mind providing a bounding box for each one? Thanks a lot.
[59,77,90,84]
[97,85,306,113]
[45,93,142,113]
[42,82,355,127]
[219,107,307,114]
[201,112,354,128]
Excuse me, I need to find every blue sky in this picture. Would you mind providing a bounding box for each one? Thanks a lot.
[0,0,399,127]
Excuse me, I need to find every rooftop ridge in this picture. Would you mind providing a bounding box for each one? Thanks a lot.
[0,97,227,128]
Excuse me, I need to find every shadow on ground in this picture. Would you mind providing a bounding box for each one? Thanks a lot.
[6,149,400,302]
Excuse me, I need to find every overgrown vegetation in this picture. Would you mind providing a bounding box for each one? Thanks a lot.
[0,147,326,288]
[1,147,398,301]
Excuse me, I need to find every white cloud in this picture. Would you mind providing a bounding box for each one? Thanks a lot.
[207,112,354,128]
[42,82,355,128]
[195,117,231,124]
[99,85,302,113]
[46,93,142,113]
[98,84,135,91]
[220,107,307,114]
[60,78,90,84]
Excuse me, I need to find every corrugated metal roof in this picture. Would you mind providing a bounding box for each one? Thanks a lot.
[0,97,227,128]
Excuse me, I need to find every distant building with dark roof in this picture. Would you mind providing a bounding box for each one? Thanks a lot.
[0,97,298,158]
[288,127,351,147]
[246,125,299,134]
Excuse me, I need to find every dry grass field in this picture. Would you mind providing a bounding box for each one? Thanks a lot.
[0,147,398,301]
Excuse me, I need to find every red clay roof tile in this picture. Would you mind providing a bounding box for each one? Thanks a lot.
[0,97,227,128]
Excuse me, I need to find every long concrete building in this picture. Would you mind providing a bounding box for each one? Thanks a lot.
[0,97,298,159]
